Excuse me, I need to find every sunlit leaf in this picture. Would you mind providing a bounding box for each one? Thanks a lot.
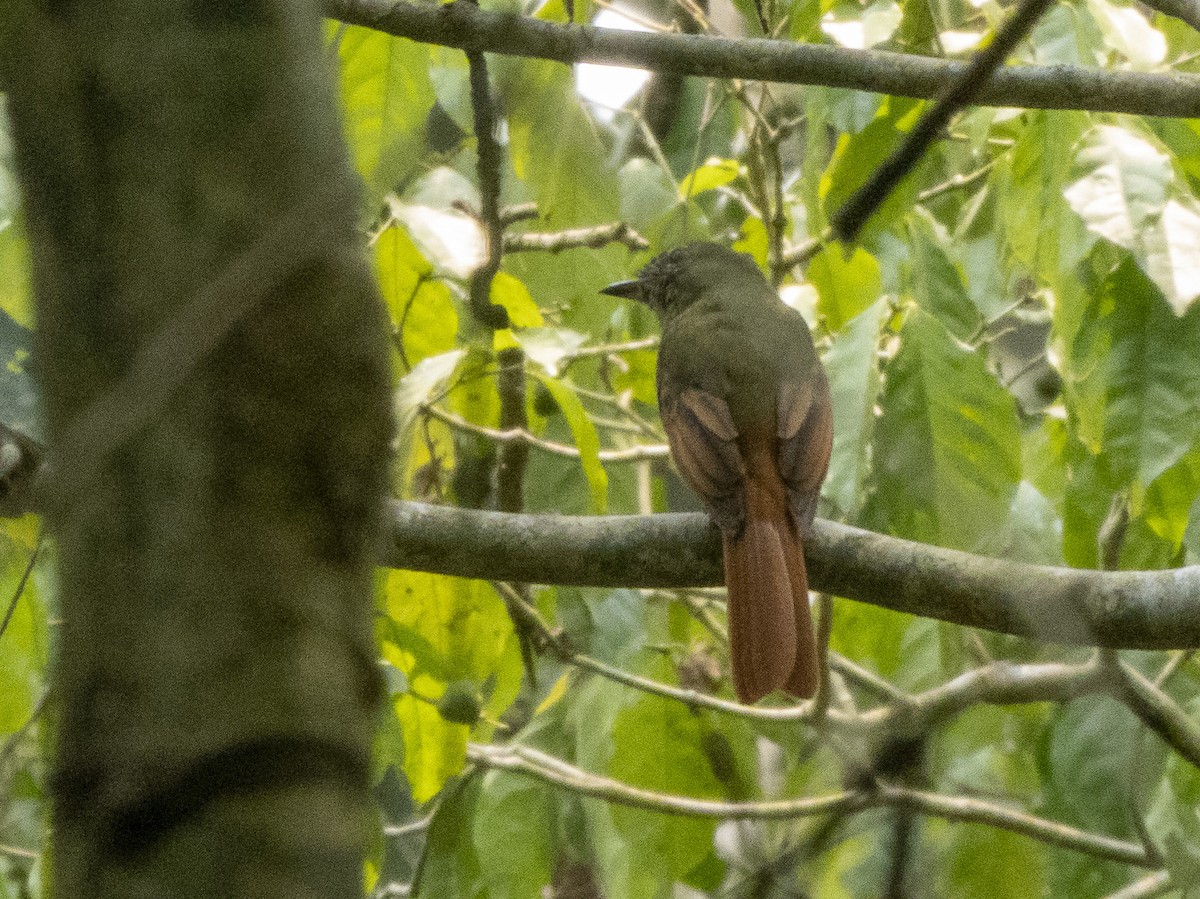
[0,217,32,328]
[375,225,458,369]
[535,374,607,512]
[334,26,435,201]
[1065,125,1200,314]
[808,242,883,332]
[1086,0,1166,68]
[490,271,544,328]
[678,157,740,199]
[821,0,902,48]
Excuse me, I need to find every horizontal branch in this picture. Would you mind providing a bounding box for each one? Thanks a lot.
[468,742,863,818]
[503,222,649,254]
[384,502,1200,650]
[420,404,669,462]
[325,0,1200,118]
[466,742,1153,866]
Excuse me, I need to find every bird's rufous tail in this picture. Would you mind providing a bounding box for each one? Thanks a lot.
[722,477,818,703]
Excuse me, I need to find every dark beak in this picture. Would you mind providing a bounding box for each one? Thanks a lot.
[600,278,645,302]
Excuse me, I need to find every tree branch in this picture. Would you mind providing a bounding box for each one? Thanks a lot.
[384,502,1200,650]
[503,222,649,254]
[465,742,1154,866]
[324,0,1200,118]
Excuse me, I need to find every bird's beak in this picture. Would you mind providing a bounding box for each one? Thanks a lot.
[600,278,645,302]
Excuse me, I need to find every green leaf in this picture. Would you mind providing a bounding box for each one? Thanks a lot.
[490,271,544,328]
[619,158,679,231]
[948,826,1046,897]
[906,211,981,340]
[393,693,469,804]
[821,97,922,237]
[0,539,43,735]
[416,777,484,898]
[473,772,553,899]
[678,157,740,199]
[823,298,887,518]
[1147,698,1200,889]
[1077,258,1200,486]
[381,572,513,801]
[0,217,32,329]
[1000,110,1090,276]
[334,26,435,201]
[1066,125,1200,314]
[393,348,466,483]
[608,683,723,882]
[864,310,1021,550]
[0,307,39,443]
[375,225,458,369]
[808,242,883,332]
[534,374,608,513]
[1039,696,1140,895]
[502,59,618,226]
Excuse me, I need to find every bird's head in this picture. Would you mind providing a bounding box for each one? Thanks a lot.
[600,242,762,323]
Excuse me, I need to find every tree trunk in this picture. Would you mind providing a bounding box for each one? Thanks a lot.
[2,2,393,896]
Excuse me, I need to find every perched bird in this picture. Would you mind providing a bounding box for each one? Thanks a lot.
[602,244,833,703]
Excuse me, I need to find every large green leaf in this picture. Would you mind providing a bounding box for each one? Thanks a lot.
[501,59,617,228]
[820,96,922,237]
[864,309,1021,550]
[607,671,724,886]
[905,210,980,340]
[473,772,553,899]
[823,298,888,519]
[1065,125,1200,315]
[808,242,882,332]
[1073,258,1200,487]
[334,25,435,202]
[380,571,514,801]
[1000,110,1090,277]
[375,225,458,370]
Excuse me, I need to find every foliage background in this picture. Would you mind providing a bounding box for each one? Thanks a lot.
[6,0,1200,895]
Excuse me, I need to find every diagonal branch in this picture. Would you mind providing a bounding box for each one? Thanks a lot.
[324,0,1200,118]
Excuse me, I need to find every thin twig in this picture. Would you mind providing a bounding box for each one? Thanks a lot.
[421,403,670,462]
[917,157,998,202]
[465,36,509,329]
[1111,660,1200,771]
[1102,870,1173,899]
[0,537,39,643]
[466,742,1153,865]
[0,688,49,773]
[877,782,1152,867]
[832,0,1058,241]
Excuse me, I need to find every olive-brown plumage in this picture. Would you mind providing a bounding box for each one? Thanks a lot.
[603,244,833,703]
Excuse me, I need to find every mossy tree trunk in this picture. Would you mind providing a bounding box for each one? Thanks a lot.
[2,2,393,896]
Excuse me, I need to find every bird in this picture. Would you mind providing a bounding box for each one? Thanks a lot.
[602,243,833,703]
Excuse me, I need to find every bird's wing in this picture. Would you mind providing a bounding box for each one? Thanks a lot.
[658,377,746,533]
[776,367,833,532]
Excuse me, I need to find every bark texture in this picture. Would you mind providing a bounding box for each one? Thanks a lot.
[2,2,393,895]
